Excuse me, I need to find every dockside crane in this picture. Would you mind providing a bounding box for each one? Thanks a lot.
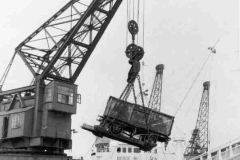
[184,81,210,160]
[148,64,165,111]
[0,0,123,157]
[0,0,175,158]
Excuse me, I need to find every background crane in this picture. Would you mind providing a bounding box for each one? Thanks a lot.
[148,64,164,111]
[184,81,210,160]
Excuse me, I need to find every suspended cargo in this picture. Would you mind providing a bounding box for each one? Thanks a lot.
[82,96,174,151]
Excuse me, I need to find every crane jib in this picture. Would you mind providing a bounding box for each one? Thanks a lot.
[15,0,123,84]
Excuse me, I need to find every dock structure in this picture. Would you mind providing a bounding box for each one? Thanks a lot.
[0,154,74,160]
[189,137,240,160]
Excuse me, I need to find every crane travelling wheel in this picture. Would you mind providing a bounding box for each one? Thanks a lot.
[128,20,139,35]
[126,43,138,58]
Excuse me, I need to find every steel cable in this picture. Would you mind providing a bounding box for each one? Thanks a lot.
[174,51,213,117]
[83,137,99,160]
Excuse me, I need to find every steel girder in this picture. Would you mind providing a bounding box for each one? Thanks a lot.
[184,81,210,158]
[148,64,164,111]
[16,0,123,84]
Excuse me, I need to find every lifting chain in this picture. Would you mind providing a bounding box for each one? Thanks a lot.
[132,83,137,104]
[124,84,133,101]
[119,83,130,100]
[137,75,145,107]
[119,83,135,102]
[137,75,150,137]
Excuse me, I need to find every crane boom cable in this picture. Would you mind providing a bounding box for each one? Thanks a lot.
[143,0,145,48]
[83,137,99,159]
[137,0,140,45]
[174,51,213,116]
[132,0,135,20]
[177,59,210,126]
[126,0,129,47]
[0,52,17,91]
[129,0,131,20]
[208,54,214,81]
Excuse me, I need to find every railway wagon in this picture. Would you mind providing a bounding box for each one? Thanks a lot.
[94,96,174,151]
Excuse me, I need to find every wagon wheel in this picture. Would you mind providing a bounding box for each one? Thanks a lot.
[110,124,123,135]
[99,118,110,130]
[139,135,148,142]
[129,127,137,138]
[103,122,111,131]
[149,134,158,143]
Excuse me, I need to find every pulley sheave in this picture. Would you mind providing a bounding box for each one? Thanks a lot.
[128,20,139,35]
[125,44,144,61]
[126,43,138,58]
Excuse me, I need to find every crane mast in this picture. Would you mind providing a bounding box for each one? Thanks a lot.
[148,64,164,111]
[184,81,210,160]
[0,0,123,155]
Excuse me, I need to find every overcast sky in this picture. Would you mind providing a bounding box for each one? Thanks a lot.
[0,0,239,159]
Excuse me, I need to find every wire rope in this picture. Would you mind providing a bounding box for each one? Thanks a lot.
[126,0,129,47]
[174,51,213,116]
[133,0,135,20]
[143,0,145,48]
[0,52,17,91]
[137,0,140,45]
[83,137,99,159]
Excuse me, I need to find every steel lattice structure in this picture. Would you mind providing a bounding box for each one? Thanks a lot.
[15,0,123,84]
[0,0,123,153]
[18,0,123,137]
[148,64,164,111]
[184,81,210,159]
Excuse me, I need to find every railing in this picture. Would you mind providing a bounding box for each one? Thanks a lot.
[189,137,240,160]
[211,155,219,160]
[221,149,230,160]
[232,145,240,155]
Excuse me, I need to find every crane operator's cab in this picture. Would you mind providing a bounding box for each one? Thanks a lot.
[0,81,79,154]
[43,81,78,114]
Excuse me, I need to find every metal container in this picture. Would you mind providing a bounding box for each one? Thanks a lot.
[103,96,174,137]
